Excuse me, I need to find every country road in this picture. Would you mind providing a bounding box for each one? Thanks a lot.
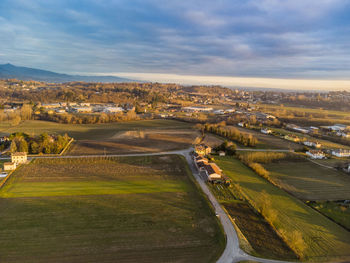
[0,148,296,263]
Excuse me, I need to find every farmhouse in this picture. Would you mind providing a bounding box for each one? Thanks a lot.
[3,162,16,171]
[204,163,222,181]
[195,144,212,156]
[331,149,350,158]
[11,152,27,164]
[306,150,326,159]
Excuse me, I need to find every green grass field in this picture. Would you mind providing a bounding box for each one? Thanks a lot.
[265,160,350,201]
[215,156,350,261]
[0,155,225,263]
[309,201,350,230]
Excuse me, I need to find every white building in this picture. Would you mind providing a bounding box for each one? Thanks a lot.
[306,150,325,159]
[261,128,272,135]
[103,107,124,113]
[182,106,213,112]
[303,141,321,148]
[71,106,92,113]
[331,149,350,158]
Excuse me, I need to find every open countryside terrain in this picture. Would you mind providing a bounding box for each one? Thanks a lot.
[69,129,199,155]
[0,155,225,263]
[215,156,350,262]
[206,183,297,260]
[0,120,199,155]
[232,126,301,150]
[265,160,350,201]
[309,201,350,230]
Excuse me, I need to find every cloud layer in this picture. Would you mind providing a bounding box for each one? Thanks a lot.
[0,0,350,82]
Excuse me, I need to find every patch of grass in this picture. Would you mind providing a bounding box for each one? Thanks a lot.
[0,180,189,198]
[309,201,350,230]
[0,155,225,263]
[215,156,350,261]
[265,160,350,201]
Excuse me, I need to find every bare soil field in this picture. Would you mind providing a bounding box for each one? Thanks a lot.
[68,129,200,155]
[223,202,297,260]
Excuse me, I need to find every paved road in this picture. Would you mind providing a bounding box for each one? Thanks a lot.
[1,148,296,263]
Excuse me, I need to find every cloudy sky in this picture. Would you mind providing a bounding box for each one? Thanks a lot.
[1,0,350,89]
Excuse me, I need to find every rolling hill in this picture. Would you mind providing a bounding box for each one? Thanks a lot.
[0,63,133,83]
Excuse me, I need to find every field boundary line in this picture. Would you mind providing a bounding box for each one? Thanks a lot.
[59,138,74,156]
[222,206,255,255]
[0,168,15,189]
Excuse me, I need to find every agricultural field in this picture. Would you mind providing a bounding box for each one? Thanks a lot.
[223,202,297,260]
[260,104,350,126]
[309,201,350,230]
[0,119,198,155]
[265,160,350,201]
[69,129,199,155]
[207,183,296,260]
[233,126,301,150]
[0,155,225,263]
[201,133,224,148]
[215,156,350,262]
[0,119,193,140]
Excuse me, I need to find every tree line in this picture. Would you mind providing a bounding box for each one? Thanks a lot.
[200,122,258,147]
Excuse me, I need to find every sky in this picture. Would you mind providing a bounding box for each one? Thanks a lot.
[1,0,350,90]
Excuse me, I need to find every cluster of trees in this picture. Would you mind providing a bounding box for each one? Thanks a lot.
[0,104,33,125]
[237,152,298,163]
[38,110,139,124]
[9,132,71,154]
[237,152,299,187]
[202,122,258,147]
[213,140,237,155]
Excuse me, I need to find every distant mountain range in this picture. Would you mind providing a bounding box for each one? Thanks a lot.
[0,63,133,83]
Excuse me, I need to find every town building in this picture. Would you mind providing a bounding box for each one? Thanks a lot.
[11,152,27,164]
[103,106,124,113]
[331,149,350,158]
[306,150,326,159]
[303,141,321,148]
